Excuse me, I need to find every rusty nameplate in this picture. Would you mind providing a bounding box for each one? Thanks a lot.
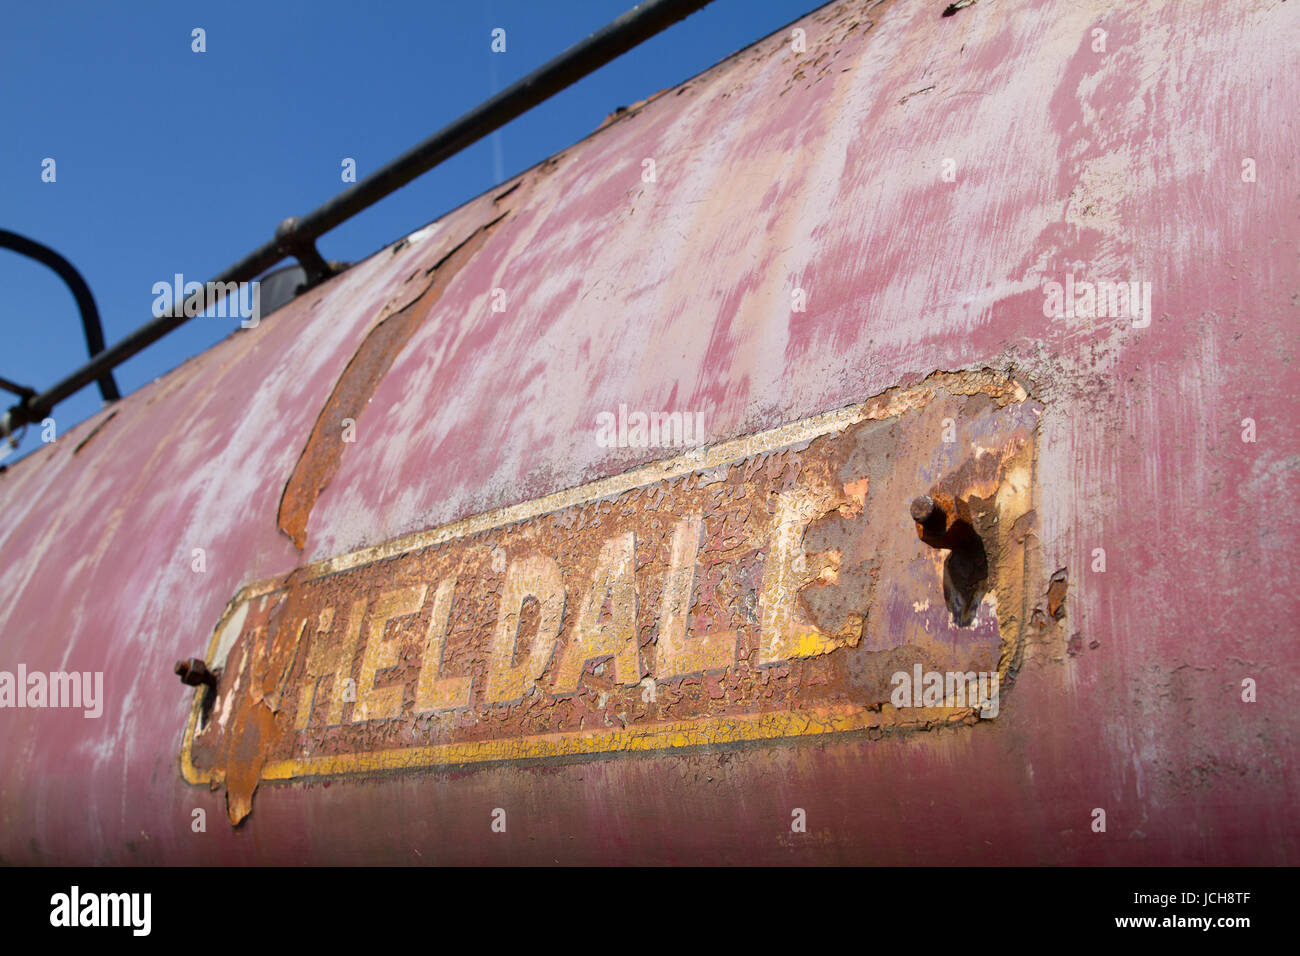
[181,371,1040,821]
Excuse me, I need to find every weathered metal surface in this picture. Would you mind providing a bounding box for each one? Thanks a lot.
[0,0,1296,864]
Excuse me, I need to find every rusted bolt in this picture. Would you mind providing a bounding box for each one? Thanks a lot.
[909,496,961,541]
[911,494,957,544]
[175,658,217,689]
[908,492,989,627]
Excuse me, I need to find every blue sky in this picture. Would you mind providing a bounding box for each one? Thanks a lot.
[0,0,819,462]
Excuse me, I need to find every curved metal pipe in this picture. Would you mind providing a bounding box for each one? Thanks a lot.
[0,229,121,403]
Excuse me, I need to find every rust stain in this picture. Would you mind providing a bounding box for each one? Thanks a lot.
[276,213,506,549]
[72,410,118,455]
[779,0,897,97]
[597,87,672,131]
[200,564,322,824]
[941,0,977,17]
[897,84,935,105]
[1046,567,1068,620]
[182,370,1044,823]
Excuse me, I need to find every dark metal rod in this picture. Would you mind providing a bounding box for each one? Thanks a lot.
[0,375,35,400]
[6,0,717,429]
[293,0,718,240]
[0,230,121,403]
[10,243,287,425]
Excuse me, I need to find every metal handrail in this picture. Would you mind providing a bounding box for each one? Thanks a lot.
[0,230,121,404]
[3,0,717,431]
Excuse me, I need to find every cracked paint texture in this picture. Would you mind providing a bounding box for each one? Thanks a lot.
[182,371,1037,823]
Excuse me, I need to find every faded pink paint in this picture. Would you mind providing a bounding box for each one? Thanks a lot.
[0,0,1296,863]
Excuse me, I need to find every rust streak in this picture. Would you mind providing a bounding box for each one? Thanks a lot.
[73,410,118,455]
[277,214,506,549]
[1046,568,1068,620]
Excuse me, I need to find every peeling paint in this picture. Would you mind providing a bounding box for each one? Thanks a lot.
[278,214,508,549]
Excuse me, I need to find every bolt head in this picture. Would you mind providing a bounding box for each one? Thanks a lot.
[175,657,216,687]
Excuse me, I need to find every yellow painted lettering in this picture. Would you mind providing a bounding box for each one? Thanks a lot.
[295,602,361,728]
[414,578,471,713]
[354,585,426,722]
[485,556,565,704]
[553,532,640,693]
[654,516,735,678]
